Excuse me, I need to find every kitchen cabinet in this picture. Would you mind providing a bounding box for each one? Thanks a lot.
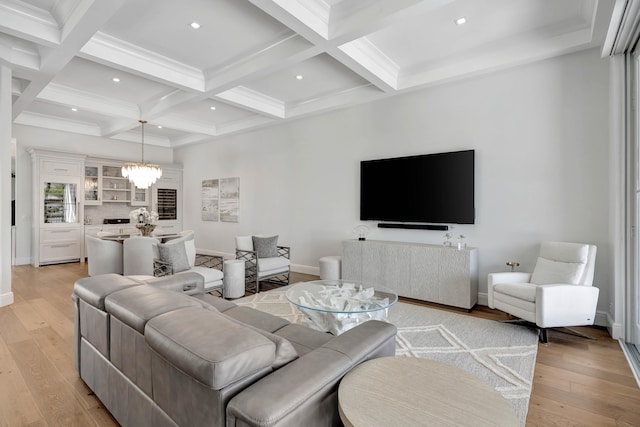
[30,149,84,267]
[84,163,102,205]
[102,165,131,203]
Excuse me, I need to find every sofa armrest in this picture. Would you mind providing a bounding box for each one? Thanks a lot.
[536,284,599,328]
[487,272,532,308]
[153,258,173,277]
[226,320,396,427]
[277,245,290,259]
[143,272,205,295]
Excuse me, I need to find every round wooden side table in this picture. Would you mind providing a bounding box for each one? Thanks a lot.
[338,356,519,427]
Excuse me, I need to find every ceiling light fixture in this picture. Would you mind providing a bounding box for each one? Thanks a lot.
[157,125,163,129]
[296,75,303,80]
[455,17,467,25]
[190,22,201,29]
[71,108,78,111]
[121,120,162,189]
[112,77,120,83]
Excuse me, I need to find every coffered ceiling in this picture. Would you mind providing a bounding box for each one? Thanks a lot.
[2,0,616,148]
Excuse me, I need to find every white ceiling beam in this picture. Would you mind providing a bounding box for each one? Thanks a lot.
[0,0,60,47]
[399,28,596,91]
[110,129,171,148]
[12,0,127,119]
[153,115,218,137]
[215,86,285,118]
[140,89,200,119]
[331,40,398,91]
[286,84,385,118]
[39,83,140,118]
[80,32,205,93]
[0,37,40,71]
[100,117,138,138]
[204,33,320,93]
[14,110,101,136]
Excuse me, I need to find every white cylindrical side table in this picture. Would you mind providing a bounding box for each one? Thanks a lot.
[319,256,342,280]
[223,259,245,299]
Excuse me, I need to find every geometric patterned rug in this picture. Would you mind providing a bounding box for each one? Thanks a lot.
[235,286,538,426]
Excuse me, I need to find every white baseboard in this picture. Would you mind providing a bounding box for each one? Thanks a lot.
[607,312,624,339]
[13,257,31,266]
[477,292,488,306]
[0,291,14,307]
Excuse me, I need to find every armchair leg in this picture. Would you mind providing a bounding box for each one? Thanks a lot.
[539,328,548,344]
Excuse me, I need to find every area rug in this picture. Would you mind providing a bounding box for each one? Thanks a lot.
[235,286,538,426]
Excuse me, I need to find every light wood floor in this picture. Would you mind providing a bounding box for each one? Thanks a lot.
[2,263,639,426]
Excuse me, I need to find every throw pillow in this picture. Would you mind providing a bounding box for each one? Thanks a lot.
[530,257,586,285]
[252,235,279,258]
[158,241,190,273]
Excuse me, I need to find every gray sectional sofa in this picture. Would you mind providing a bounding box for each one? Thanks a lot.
[72,272,397,427]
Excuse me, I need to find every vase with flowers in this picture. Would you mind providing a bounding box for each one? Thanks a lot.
[130,207,159,236]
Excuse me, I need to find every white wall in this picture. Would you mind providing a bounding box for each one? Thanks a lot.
[11,125,174,265]
[176,48,611,315]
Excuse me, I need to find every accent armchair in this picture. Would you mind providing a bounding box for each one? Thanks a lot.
[152,231,224,292]
[488,241,599,342]
[235,235,290,293]
[85,235,123,276]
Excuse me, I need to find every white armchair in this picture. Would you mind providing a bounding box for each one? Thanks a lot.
[85,235,123,276]
[235,235,290,293]
[488,241,599,343]
[123,236,159,277]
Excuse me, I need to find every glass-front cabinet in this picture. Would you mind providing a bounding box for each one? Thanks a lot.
[84,164,101,205]
[43,180,79,224]
[131,185,149,206]
[102,165,131,203]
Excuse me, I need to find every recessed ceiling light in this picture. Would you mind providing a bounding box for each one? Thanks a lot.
[112,77,120,83]
[71,108,77,112]
[157,125,163,129]
[296,75,303,80]
[190,22,201,29]
[454,17,467,25]
[210,106,216,110]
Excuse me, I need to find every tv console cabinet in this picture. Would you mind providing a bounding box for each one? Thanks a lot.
[342,240,478,309]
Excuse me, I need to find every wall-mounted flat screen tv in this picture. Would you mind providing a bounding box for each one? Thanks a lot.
[360,149,475,224]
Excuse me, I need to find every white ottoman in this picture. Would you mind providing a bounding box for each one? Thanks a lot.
[319,256,342,280]
[223,259,245,299]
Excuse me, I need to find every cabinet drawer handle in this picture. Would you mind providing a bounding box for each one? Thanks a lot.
[50,230,72,233]
[53,168,69,172]
[50,244,72,248]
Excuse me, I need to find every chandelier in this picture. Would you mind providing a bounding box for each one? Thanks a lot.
[122,120,162,189]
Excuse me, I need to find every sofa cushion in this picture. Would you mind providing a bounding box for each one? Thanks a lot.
[252,235,278,258]
[530,257,585,285]
[105,284,201,333]
[145,307,276,390]
[257,257,290,274]
[196,296,298,368]
[274,324,333,356]
[493,282,537,303]
[220,312,298,369]
[194,293,237,312]
[158,241,190,273]
[223,306,290,333]
[235,235,254,251]
[177,266,223,286]
[74,274,142,309]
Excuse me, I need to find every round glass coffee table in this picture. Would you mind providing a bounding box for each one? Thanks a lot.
[285,280,397,335]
